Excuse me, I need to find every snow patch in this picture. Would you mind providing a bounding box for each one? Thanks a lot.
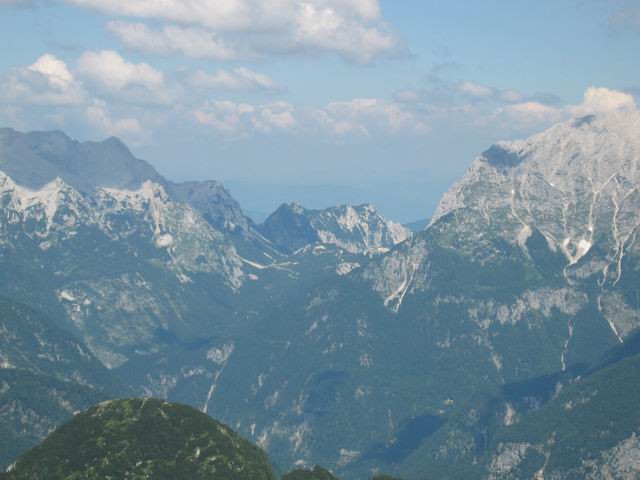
[206,343,235,365]
[155,233,174,248]
[58,290,76,302]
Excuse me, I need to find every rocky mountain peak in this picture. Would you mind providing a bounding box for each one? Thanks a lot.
[430,109,640,268]
[258,203,320,253]
[169,180,255,238]
[0,128,268,244]
[259,202,410,254]
[0,128,163,193]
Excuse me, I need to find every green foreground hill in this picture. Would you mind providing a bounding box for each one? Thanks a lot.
[5,398,276,480]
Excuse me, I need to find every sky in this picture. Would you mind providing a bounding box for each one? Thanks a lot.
[0,0,639,222]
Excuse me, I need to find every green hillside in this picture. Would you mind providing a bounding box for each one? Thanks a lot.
[0,369,109,472]
[398,333,640,479]
[0,296,125,469]
[6,398,276,480]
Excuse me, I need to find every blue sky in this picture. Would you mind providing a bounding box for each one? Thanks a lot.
[1,0,639,222]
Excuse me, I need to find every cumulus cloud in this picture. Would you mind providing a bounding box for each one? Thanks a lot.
[106,21,238,61]
[391,73,638,137]
[359,84,638,139]
[566,86,636,116]
[85,99,146,139]
[315,98,429,137]
[0,54,88,106]
[71,0,401,63]
[0,53,157,144]
[2,50,635,146]
[186,68,282,93]
[283,2,398,63]
[67,0,382,30]
[76,50,175,105]
[0,50,296,142]
[193,100,296,137]
[494,87,636,130]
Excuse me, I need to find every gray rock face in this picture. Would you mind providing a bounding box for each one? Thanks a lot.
[432,110,640,274]
[585,434,640,480]
[0,171,244,368]
[0,128,163,193]
[170,180,254,237]
[258,203,321,253]
[0,127,267,243]
[0,296,120,391]
[367,110,640,338]
[259,202,411,254]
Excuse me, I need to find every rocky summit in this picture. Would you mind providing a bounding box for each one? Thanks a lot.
[259,202,411,255]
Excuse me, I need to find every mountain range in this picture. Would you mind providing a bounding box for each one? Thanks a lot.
[0,109,639,479]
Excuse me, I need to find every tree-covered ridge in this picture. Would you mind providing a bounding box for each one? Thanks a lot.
[0,296,123,393]
[0,369,110,472]
[0,295,125,470]
[397,331,640,479]
[6,398,276,480]
[476,353,640,479]
[4,398,405,480]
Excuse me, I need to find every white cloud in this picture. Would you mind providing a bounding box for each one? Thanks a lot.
[456,82,526,104]
[76,50,174,105]
[457,81,493,98]
[193,100,296,137]
[566,87,636,116]
[85,99,146,139]
[493,87,636,131]
[70,0,401,63]
[29,54,75,89]
[106,21,238,61]
[397,80,527,109]
[68,0,383,30]
[497,101,560,128]
[316,98,429,137]
[187,68,282,93]
[0,54,88,106]
[0,53,155,144]
[287,2,398,63]
[3,51,634,147]
[67,0,264,30]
